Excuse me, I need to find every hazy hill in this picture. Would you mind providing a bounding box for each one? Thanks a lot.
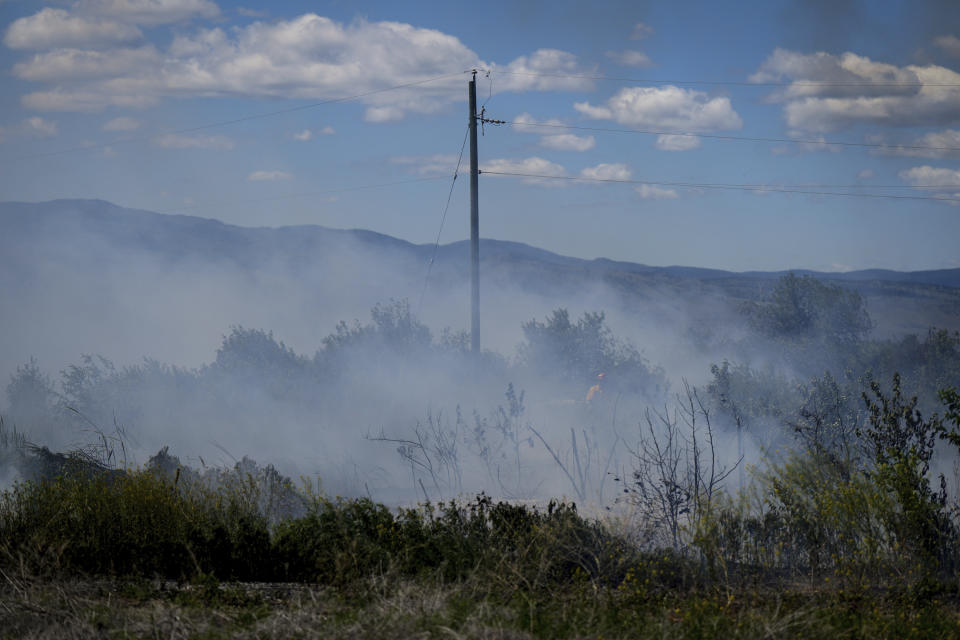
[2,199,959,350]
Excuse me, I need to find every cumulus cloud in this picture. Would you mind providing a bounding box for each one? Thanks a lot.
[935,35,960,57]
[4,8,142,50]
[480,157,567,186]
[22,89,157,111]
[857,169,874,179]
[390,153,458,177]
[10,13,591,116]
[574,86,742,133]
[606,50,654,68]
[152,133,235,149]
[76,0,220,26]
[15,46,161,81]
[873,129,960,158]
[750,48,960,132]
[635,184,678,199]
[102,116,140,131]
[22,116,57,137]
[493,49,595,92]
[365,106,404,123]
[539,133,595,151]
[513,112,594,152]
[247,170,291,181]
[631,22,654,40]
[899,165,960,205]
[794,133,842,153]
[293,126,335,141]
[580,163,631,181]
[899,165,960,188]
[655,134,701,151]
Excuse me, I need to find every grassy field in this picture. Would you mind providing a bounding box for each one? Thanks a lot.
[3,466,960,639]
[4,574,960,639]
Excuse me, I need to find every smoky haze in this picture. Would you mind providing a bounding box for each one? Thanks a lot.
[1,199,959,508]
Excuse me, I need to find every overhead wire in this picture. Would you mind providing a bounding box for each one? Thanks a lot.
[418,125,470,315]
[477,170,960,203]
[502,119,960,154]
[487,68,960,88]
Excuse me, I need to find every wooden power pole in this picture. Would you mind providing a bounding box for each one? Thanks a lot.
[469,71,480,355]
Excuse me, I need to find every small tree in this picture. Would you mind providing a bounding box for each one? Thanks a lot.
[5,358,58,430]
[860,373,956,569]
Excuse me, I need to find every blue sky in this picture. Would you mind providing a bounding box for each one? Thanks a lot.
[1,0,959,272]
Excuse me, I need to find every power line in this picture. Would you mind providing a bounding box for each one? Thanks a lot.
[418,125,470,315]
[504,119,960,153]
[489,69,960,88]
[7,71,466,163]
[478,170,960,203]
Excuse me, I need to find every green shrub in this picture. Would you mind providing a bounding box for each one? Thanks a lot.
[0,468,272,580]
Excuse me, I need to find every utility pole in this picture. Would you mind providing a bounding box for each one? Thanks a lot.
[469,70,480,356]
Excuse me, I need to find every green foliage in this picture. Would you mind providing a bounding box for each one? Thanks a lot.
[4,358,57,431]
[322,298,432,357]
[0,469,272,580]
[745,273,872,347]
[275,493,635,591]
[519,308,666,397]
[860,374,956,567]
[213,326,306,375]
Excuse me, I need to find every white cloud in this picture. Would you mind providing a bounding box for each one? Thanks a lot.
[655,133,701,151]
[793,132,842,153]
[580,163,631,181]
[4,8,142,50]
[635,184,678,199]
[899,165,960,205]
[9,14,589,117]
[513,113,594,152]
[247,170,291,181]
[493,49,595,92]
[899,165,960,187]
[15,47,161,82]
[22,116,57,137]
[935,35,960,57]
[540,133,595,151]
[857,169,874,179]
[480,157,567,186]
[23,89,157,111]
[631,22,654,40]
[293,126,335,140]
[575,86,742,132]
[76,0,220,26]
[606,50,653,68]
[751,48,960,132]
[391,153,458,176]
[102,116,140,131]
[512,112,560,133]
[365,106,404,123]
[873,129,960,158]
[152,133,235,149]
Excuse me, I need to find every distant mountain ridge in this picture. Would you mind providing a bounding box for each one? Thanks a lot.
[8,198,955,288]
[2,199,960,341]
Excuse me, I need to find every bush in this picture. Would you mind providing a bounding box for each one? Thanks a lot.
[0,468,272,580]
